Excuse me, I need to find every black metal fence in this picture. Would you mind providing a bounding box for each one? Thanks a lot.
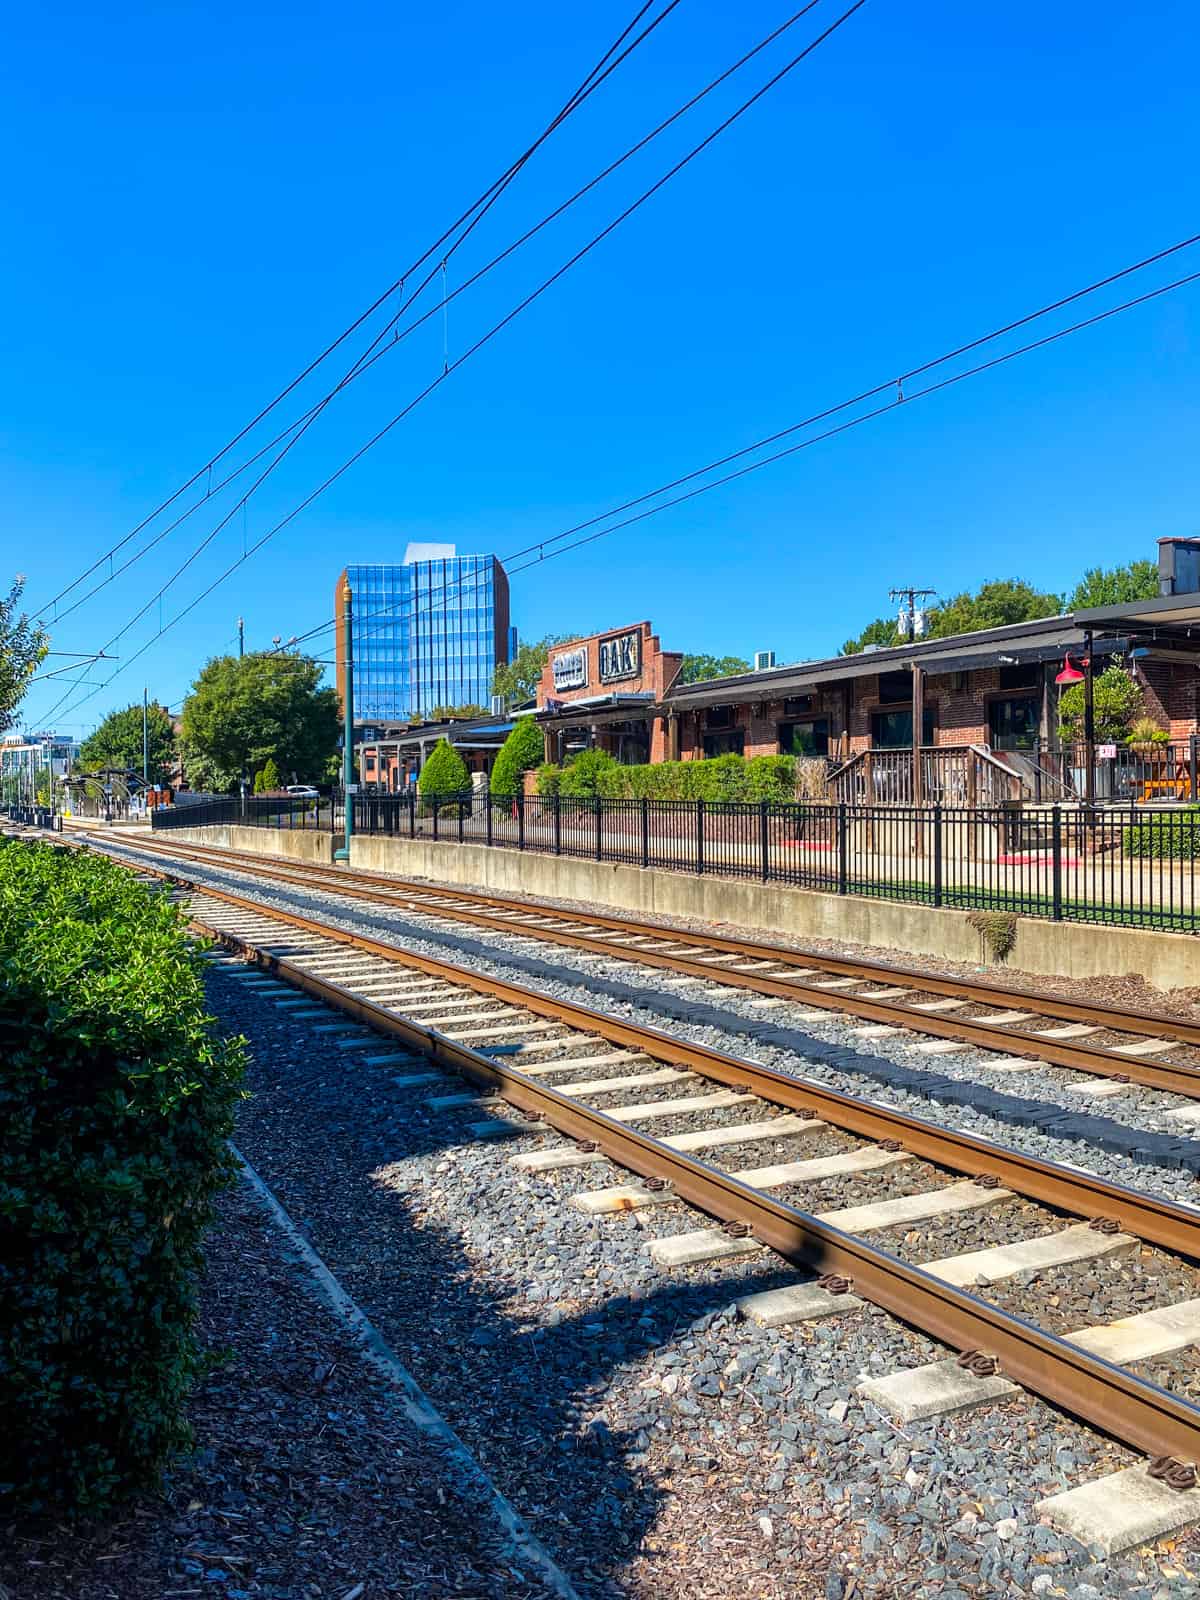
[349,790,1200,933]
[1,805,61,831]
[152,794,331,831]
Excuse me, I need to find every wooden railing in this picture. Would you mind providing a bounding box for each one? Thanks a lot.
[827,745,1024,807]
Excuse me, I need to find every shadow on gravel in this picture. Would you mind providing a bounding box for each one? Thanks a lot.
[226,967,834,1598]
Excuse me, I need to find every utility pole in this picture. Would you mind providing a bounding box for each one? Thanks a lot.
[142,687,149,787]
[238,617,244,658]
[334,583,354,863]
[889,587,937,642]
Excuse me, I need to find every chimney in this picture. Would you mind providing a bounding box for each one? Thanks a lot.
[1157,536,1200,597]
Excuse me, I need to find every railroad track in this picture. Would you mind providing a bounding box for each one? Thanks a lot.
[87,849,1200,1517]
[18,822,1200,1543]
[79,828,1200,1101]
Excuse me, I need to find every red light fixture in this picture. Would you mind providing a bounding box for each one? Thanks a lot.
[1055,654,1086,685]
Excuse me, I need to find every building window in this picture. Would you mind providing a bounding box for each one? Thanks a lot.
[782,695,815,717]
[877,670,913,704]
[703,729,745,757]
[998,663,1040,692]
[778,718,829,757]
[871,708,935,748]
[988,695,1039,750]
[703,705,735,730]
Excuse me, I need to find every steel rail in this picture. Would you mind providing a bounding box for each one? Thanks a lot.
[186,891,1200,1464]
[103,830,1200,1042]
[94,832,1200,1098]
[166,871,1200,1260]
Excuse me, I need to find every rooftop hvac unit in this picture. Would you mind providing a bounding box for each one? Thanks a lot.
[753,650,776,671]
[490,694,506,717]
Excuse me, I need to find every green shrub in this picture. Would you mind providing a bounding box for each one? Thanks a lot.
[0,841,245,1513]
[537,751,798,804]
[490,717,544,796]
[417,738,470,814]
[558,748,620,799]
[535,761,562,797]
[1123,808,1200,858]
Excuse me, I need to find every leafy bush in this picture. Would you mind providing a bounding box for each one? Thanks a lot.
[535,761,562,797]
[1123,808,1200,858]
[489,717,544,796]
[558,748,620,799]
[1058,665,1143,744]
[540,751,799,804]
[417,738,470,814]
[0,841,245,1513]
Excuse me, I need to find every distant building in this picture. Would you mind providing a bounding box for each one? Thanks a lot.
[0,731,80,797]
[334,544,511,724]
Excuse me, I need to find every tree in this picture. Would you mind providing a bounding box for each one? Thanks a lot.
[678,653,751,683]
[0,577,48,735]
[841,579,1062,654]
[841,617,902,655]
[418,738,469,799]
[490,716,544,795]
[78,701,176,785]
[426,703,488,721]
[253,757,281,793]
[181,653,338,793]
[1066,561,1159,612]
[1058,665,1144,744]
[492,635,572,706]
[924,579,1062,638]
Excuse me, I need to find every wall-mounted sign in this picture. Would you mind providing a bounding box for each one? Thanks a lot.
[1096,743,1118,760]
[599,627,642,684]
[551,647,588,692]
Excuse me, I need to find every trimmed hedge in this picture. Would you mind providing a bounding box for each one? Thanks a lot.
[1122,808,1200,859]
[418,738,470,814]
[489,717,543,796]
[537,750,799,803]
[0,841,245,1513]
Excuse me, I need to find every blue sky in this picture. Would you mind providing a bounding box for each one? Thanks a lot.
[4,0,1198,736]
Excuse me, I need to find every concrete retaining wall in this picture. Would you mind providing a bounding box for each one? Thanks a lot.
[165,823,334,865]
[348,835,1200,991]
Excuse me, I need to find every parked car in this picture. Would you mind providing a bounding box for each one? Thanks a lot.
[284,784,320,799]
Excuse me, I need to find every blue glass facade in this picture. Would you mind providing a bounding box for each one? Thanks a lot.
[336,552,510,724]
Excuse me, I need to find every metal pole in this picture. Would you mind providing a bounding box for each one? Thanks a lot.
[142,687,149,786]
[335,585,354,862]
[1083,630,1095,810]
[238,617,244,658]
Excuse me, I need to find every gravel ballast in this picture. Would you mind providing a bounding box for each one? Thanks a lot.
[182,957,1200,1598]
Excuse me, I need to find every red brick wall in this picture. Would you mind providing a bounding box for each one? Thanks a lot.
[1137,662,1198,740]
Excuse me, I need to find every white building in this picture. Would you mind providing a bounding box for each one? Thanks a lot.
[0,731,80,799]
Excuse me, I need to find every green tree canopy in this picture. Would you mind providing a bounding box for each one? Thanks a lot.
[181,653,338,793]
[841,579,1063,654]
[417,737,469,798]
[678,653,751,683]
[0,577,49,735]
[1058,665,1144,744]
[1066,560,1159,612]
[78,701,176,786]
[492,634,573,706]
[490,716,544,795]
[426,703,488,721]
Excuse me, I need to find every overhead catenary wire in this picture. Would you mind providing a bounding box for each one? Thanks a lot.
[271,238,1200,662]
[33,0,685,623]
[45,0,836,634]
[44,0,829,637]
[41,242,1200,728]
[39,0,867,726]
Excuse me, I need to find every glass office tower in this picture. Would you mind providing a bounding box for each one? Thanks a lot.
[335,545,510,724]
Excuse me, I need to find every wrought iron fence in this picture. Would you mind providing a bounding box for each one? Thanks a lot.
[347,790,1200,933]
[152,794,330,831]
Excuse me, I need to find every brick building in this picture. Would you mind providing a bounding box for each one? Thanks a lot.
[534,622,683,764]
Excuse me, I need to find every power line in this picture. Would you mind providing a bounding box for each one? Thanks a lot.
[40,0,866,726]
[273,235,1200,662]
[49,248,1200,730]
[44,1,832,633]
[33,0,684,623]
